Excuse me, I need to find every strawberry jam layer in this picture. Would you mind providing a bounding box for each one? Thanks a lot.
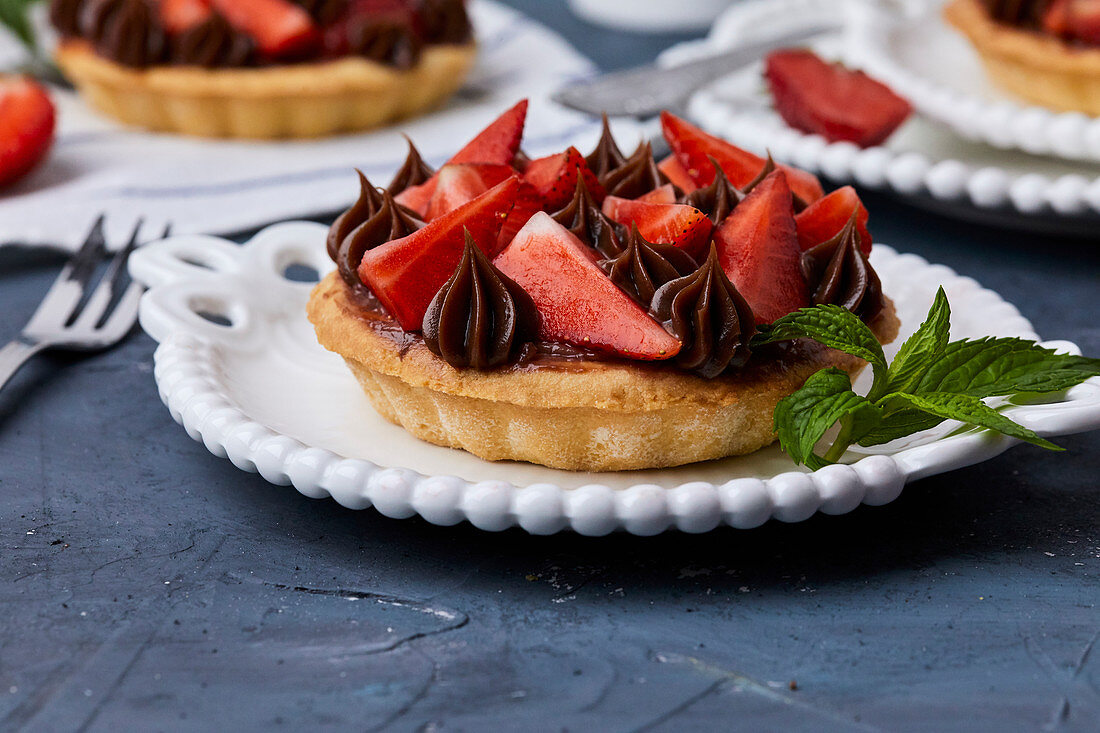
[49,0,472,70]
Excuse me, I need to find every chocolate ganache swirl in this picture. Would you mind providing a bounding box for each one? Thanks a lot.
[80,0,167,68]
[387,138,436,196]
[50,0,83,37]
[551,178,624,258]
[298,0,349,26]
[982,0,1049,26]
[602,224,697,307]
[652,244,756,378]
[328,171,422,286]
[343,15,424,69]
[423,233,539,369]
[800,213,884,321]
[418,0,474,44]
[601,141,667,199]
[174,13,255,68]
[684,157,744,226]
[585,114,628,181]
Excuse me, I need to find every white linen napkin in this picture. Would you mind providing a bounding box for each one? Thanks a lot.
[0,1,646,250]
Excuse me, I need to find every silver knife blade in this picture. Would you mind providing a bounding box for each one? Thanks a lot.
[552,24,838,118]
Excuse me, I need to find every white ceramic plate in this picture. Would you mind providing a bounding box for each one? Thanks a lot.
[852,0,1100,163]
[661,0,1100,233]
[127,222,1100,535]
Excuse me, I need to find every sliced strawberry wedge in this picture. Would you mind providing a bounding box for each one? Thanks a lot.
[522,146,604,211]
[211,0,320,59]
[795,186,872,255]
[602,197,711,258]
[396,100,529,217]
[425,163,515,221]
[764,49,912,148]
[660,111,825,204]
[160,0,211,33]
[712,170,808,324]
[494,213,681,360]
[636,183,677,204]
[359,177,522,330]
[0,76,56,188]
[657,155,698,194]
[1043,0,1100,43]
[450,99,528,166]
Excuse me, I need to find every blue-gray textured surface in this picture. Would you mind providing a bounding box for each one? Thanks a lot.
[2,3,1099,731]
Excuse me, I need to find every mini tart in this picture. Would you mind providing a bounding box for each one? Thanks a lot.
[54,39,477,139]
[945,0,1100,114]
[307,273,900,472]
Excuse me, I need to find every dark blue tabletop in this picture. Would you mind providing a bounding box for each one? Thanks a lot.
[2,3,1099,731]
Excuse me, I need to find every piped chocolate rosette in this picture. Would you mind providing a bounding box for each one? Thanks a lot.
[49,0,477,138]
[307,101,898,470]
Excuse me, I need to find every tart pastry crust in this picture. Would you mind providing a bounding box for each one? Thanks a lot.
[55,39,477,139]
[307,272,899,471]
[945,0,1100,114]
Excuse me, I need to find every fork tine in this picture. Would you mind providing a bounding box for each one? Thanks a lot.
[64,214,108,287]
[97,281,143,344]
[73,219,144,329]
[25,215,110,332]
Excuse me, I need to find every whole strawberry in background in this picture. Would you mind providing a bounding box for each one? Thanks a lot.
[0,76,56,188]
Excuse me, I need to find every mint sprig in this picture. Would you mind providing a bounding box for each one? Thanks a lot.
[0,0,42,53]
[754,287,1100,468]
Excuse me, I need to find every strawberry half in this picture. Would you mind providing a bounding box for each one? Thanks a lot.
[0,76,56,188]
[636,183,678,204]
[494,213,681,360]
[160,0,212,33]
[211,0,320,59]
[657,154,697,194]
[396,99,529,217]
[1043,0,1100,43]
[712,170,808,324]
[795,186,872,255]
[522,146,604,212]
[660,111,824,204]
[425,163,516,221]
[359,177,523,330]
[602,197,712,259]
[764,49,912,148]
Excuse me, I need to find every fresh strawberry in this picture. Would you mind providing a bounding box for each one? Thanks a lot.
[522,146,604,212]
[712,170,808,324]
[395,100,529,217]
[636,183,678,204]
[494,213,681,360]
[601,198,712,258]
[764,49,912,148]
[322,0,415,56]
[359,177,523,330]
[794,186,872,255]
[497,179,542,250]
[425,163,516,221]
[450,99,528,165]
[660,111,824,204]
[0,77,55,188]
[210,0,320,59]
[1043,0,1100,43]
[1043,0,1072,34]
[159,0,211,33]
[657,155,698,194]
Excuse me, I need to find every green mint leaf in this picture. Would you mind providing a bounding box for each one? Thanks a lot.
[913,338,1100,397]
[886,286,951,394]
[856,408,943,447]
[879,392,1062,452]
[754,304,889,399]
[0,0,40,52]
[773,368,882,470]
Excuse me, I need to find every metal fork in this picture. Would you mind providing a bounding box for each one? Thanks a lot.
[0,218,165,392]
